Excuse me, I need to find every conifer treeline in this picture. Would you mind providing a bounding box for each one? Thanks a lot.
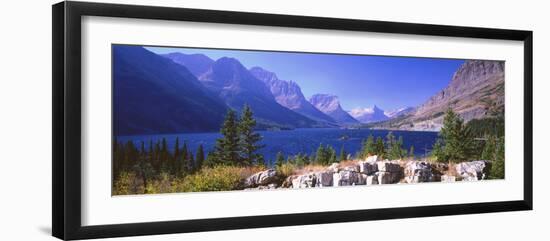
[113,105,266,183]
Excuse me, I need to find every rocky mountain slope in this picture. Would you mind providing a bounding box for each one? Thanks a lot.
[348,105,389,123]
[384,107,416,118]
[112,46,228,135]
[249,67,337,125]
[371,60,504,131]
[162,52,214,77]
[199,57,318,129]
[309,94,359,125]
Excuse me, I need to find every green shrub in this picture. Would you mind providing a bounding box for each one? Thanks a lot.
[276,162,297,179]
[175,165,260,192]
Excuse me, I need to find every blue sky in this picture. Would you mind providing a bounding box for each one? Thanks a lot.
[146,46,464,111]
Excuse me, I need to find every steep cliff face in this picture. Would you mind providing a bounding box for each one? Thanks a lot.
[372,60,504,131]
[198,57,318,129]
[249,67,337,125]
[309,94,359,125]
[348,105,389,123]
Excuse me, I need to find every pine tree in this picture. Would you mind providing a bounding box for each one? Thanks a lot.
[178,142,189,176]
[275,151,285,167]
[339,145,347,162]
[172,137,180,174]
[388,136,406,160]
[316,144,327,165]
[362,135,376,158]
[432,139,444,162]
[409,145,415,159]
[174,137,180,161]
[238,105,264,166]
[195,144,205,171]
[436,108,476,162]
[489,137,505,179]
[294,153,307,167]
[187,151,195,173]
[375,137,386,158]
[328,145,337,164]
[481,136,496,160]
[214,110,241,165]
[204,151,217,167]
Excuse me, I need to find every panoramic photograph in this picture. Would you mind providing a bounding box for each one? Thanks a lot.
[112,44,505,195]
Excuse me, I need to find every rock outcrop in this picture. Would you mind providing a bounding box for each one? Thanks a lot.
[243,159,492,190]
[244,169,278,188]
[455,160,491,181]
[404,161,441,183]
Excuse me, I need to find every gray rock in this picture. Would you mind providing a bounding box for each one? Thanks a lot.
[327,163,340,172]
[376,171,401,184]
[377,160,401,173]
[314,171,334,187]
[404,161,439,183]
[291,173,316,188]
[455,160,491,181]
[358,161,378,175]
[441,175,457,182]
[244,169,277,188]
[333,170,363,186]
[366,174,378,185]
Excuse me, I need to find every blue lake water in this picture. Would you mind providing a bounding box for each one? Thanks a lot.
[116,128,438,165]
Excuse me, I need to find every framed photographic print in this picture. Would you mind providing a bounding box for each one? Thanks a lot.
[52,1,533,240]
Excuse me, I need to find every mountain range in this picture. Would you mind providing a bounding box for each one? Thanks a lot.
[114,48,502,134]
[197,57,318,129]
[249,67,337,126]
[348,105,389,123]
[369,60,505,131]
[112,46,228,135]
[309,94,359,125]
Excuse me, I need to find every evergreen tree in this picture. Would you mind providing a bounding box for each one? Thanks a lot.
[489,137,505,179]
[316,144,328,165]
[362,135,376,158]
[204,151,217,167]
[174,137,180,161]
[140,141,145,155]
[375,137,386,158]
[328,145,337,164]
[409,145,415,159]
[275,151,285,167]
[256,156,266,167]
[436,109,476,162]
[195,144,205,171]
[238,105,264,166]
[214,110,241,165]
[178,142,189,176]
[481,136,497,160]
[388,135,406,160]
[339,145,347,162]
[187,151,195,173]
[432,139,444,161]
[294,153,307,167]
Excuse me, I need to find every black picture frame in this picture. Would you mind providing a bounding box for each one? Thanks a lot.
[52,1,533,240]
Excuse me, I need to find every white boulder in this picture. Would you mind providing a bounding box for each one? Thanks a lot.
[404,161,439,183]
[244,169,277,187]
[366,174,378,185]
[455,160,491,181]
[376,171,401,184]
[333,170,363,186]
[365,155,379,163]
[441,175,457,182]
